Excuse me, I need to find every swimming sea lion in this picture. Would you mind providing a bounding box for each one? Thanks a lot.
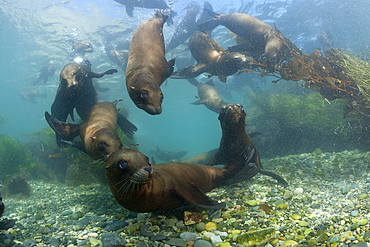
[170,148,218,165]
[125,10,175,115]
[69,40,93,60]
[170,30,248,79]
[207,103,288,185]
[150,146,187,162]
[188,78,228,114]
[51,62,117,123]
[105,147,256,212]
[198,10,287,71]
[0,193,4,217]
[114,0,176,18]
[166,3,201,52]
[32,61,55,85]
[46,101,133,161]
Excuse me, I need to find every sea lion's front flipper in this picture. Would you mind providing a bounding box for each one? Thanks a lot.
[258,169,288,186]
[164,58,176,79]
[225,146,255,176]
[61,140,87,153]
[179,184,226,210]
[45,112,80,140]
[125,6,134,17]
[117,112,138,139]
[170,64,207,79]
[88,69,118,79]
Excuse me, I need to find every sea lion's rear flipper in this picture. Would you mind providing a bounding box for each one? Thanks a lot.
[197,9,221,32]
[61,140,87,153]
[88,69,118,79]
[191,99,206,105]
[258,169,288,186]
[179,184,226,210]
[125,6,134,17]
[170,64,207,79]
[117,113,138,139]
[44,112,80,140]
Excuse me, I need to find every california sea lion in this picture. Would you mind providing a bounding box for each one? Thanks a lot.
[170,30,248,80]
[69,40,93,60]
[125,10,175,115]
[32,61,55,85]
[46,101,134,161]
[114,0,176,18]
[170,148,218,165]
[198,10,287,71]
[105,147,255,212]
[208,103,288,185]
[150,146,187,162]
[166,3,201,52]
[188,78,227,114]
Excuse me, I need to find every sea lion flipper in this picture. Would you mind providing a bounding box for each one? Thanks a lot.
[179,184,226,209]
[117,113,138,139]
[165,58,176,78]
[258,169,288,186]
[44,112,80,140]
[61,140,87,153]
[125,5,134,17]
[191,99,206,105]
[88,69,118,79]
[170,64,207,79]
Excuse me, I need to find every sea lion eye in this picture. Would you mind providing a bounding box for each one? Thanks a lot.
[99,141,107,151]
[141,92,148,99]
[146,157,151,166]
[220,108,225,114]
[119,144,123,149]
[160,94,164,103]
[118,160,128,170]
[238,105,244,111]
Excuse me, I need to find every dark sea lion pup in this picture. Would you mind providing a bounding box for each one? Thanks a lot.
[45,101,137,161]
[207,103,288,185]
[125,10,175,115]
[105,147,255,213]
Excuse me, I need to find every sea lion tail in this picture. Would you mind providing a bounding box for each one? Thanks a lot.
[258,169,288,186]
[44,111,80,140]
[88,69,118,79]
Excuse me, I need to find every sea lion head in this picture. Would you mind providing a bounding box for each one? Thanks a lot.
[88,129,123,160]
[265,29,286,71]
[60,63,88,88]
[128,76,163,115]
[218,103,246,129]
[73,42,93,53]
[105,149,154,196]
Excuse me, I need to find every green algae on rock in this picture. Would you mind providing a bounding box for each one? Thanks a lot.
[237,227,276,246]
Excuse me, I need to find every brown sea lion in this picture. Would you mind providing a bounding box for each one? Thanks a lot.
[170,148,218,165]
[125,10,175,115]
[45,101,128,161]
[188,78,227,114]
[69,40,93,59]
[105,147,256,212]
[207,103,288,185]
[149,146,187,162]
[114,0,176,18]
[32,61,55,85]
[198,10,287,71]
[170,30,249,79]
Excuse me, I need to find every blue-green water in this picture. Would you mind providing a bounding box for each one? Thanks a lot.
[0,0,369,162]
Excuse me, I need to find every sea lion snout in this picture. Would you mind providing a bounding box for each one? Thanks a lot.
[219,103,246,124]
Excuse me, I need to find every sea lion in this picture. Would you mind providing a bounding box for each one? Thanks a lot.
[105,147,256,212]
[0,193,4,217]
[198,10,287,71]
[170,148,218,165]
[106,45,128,72]
[114,0,176,18]
[166,3,201,52]
[51,62,117,123]
[125,10,175,115]
[32,61,55,85]
[45,101,135,161]
[188,78,228,114]
[150,146,187,162]
[207,103,288,185]
[69,40,93,60]
[170,29,249,80]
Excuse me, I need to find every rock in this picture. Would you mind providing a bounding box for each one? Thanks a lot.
[352,242,368,247]
[311,203,320,209]
[61,210,73,216]
[209,235,222,247]
[283,240,298,247]
[205,222,217,231]
[137,213,147,222]
[283,191,293,200]
[105,221,128,232]
[194,240,212,247]
[294,188,304,195]
[150,234,167,241]
[291,213,301,220]
[246,200,257,206]
[71,211,83,220]
[180,232,199,242]
[351,210,359,217]
[195,222,206,232]
[276,203,288,210]
[39,226,51,234]
[166,238,186,247]
[237,227,276,246]
[298,221,309,227]
[49,238,60,247]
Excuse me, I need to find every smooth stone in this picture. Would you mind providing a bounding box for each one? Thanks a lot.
[150,234,167,241]
[195,222,206,232]
[137,213,147,222]
[359,219,368,226]
[49,238,60,247]
[102,238,120,247]
[194,240,212,247]
[39,226,51,234]
[90,216,107,222]
[209,235,222,247]
[89,237,101,246]
[311,203,320,209]
[351,210,359,217]
[246,200,257,206]
[276,203,288,210]
[352,242,368,247]
[298,221,309,227]
[180,232,199,242]
[283,240,298,247]
[294,187,304,194]
[166,238,186,247]
[61,210,73,216]
[95,208,107,215]
[71,211,84,221]
[136,242,150,247]
[105,221,128,231]
[283,191,293,200]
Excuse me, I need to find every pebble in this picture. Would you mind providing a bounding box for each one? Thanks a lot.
[194,240,212,247]
[351,210,359,217]
[294,187,304,194]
